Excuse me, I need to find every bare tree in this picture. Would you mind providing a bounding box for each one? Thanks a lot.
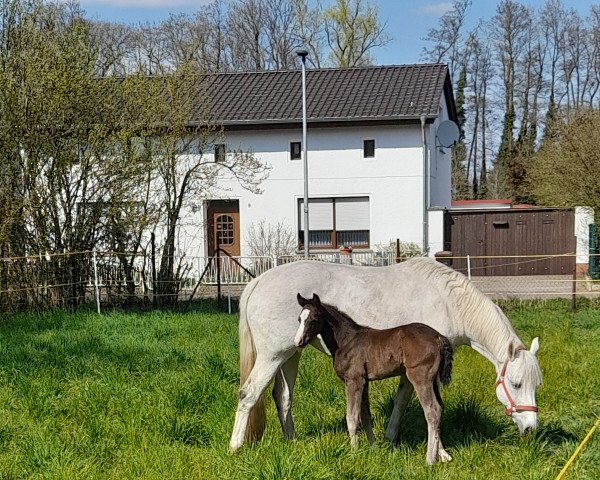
[246,219,297,257]
[422,0,471,76]
[490,0,534,198]
[227,0,266,71]
[159,13,208,70]
[89,21,133,76]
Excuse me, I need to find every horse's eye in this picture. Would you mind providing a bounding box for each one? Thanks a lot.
[511,381,522,389]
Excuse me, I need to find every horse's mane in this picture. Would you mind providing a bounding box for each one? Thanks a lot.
[405,257,522,361]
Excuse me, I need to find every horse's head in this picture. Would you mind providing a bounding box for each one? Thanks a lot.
[495,337,542,433]
[294,293,324,348]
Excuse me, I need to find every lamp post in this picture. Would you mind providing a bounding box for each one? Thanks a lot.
[297,49,309,259]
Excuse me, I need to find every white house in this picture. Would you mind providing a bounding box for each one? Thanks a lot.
[182,64,457,259]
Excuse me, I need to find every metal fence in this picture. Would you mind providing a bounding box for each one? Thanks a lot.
[0,250,598,313]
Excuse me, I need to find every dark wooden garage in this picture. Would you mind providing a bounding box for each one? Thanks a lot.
[443,207,575,276]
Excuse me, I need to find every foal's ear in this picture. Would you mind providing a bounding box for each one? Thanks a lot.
[297,293,309,306]
[508,342,517,360]
[312,293,321,307]
[530,337,540,355]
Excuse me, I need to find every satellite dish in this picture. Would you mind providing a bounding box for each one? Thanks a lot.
[436,120,460,148]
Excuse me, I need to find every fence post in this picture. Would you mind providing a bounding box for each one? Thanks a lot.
[227,268,232,314]
[467,255,472,280]
[92,249,101,314]
[216,239,222,308]
[572,237,577,311]
[151,232,157,308]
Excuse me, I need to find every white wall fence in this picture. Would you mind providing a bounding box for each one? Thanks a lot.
[0,250,598,313]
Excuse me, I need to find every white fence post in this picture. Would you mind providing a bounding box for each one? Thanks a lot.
[467,254,472,281]
[93,249,101,314]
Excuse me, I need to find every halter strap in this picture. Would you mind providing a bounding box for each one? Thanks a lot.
[495,346,539,416]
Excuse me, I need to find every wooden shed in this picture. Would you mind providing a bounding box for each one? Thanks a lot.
[443,203,575,276]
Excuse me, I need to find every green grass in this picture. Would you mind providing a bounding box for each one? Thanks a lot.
[0,299,597,479]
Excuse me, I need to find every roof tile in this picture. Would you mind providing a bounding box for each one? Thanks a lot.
[192,64,454,125]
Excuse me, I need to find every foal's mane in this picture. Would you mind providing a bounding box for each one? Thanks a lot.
[321,302,366,331]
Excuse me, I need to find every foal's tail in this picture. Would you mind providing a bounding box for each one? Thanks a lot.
[437,335,454,386]
[238,279,266,442]
[433,335,454,407]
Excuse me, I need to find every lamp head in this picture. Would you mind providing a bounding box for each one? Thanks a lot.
[296,49,308,62]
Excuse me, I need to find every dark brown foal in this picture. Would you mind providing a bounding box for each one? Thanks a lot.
[295,293,453,465]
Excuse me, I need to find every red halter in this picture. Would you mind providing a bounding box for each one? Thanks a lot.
[495,347,539,416]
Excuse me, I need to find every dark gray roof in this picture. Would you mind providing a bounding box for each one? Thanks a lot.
[191,64,456,128]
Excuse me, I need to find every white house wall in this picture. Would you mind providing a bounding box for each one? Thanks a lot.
[183,121,452,258]
[429,98,453,209]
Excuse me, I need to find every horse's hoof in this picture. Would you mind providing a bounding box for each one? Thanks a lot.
[439,450,452,462]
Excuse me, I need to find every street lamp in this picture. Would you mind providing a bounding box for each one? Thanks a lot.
[297,49,309,259]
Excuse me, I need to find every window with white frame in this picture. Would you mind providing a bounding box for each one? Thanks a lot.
[290,141,301,160]
[363,139,375,158]
[214,144,226,162]
[298,197,370,249]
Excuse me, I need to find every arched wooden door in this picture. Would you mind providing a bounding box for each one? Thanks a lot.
[207,200,240,257]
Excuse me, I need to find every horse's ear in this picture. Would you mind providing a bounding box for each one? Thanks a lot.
[297,293,308,306]
[312,293,321,307]
[508,342,516,360]
[530,337,539,355]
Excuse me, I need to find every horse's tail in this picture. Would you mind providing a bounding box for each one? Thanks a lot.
[238,277,266,442]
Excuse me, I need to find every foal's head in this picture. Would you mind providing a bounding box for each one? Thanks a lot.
[294,293,324,348]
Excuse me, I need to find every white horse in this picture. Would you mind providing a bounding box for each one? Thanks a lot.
[229,258,542,452]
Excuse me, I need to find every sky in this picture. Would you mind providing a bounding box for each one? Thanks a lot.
[77,0,599,65]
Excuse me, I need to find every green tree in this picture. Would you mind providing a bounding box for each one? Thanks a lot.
[141,65,269,306]
[0,1,130,307]
[323,0,390,67]
[529,109,600,223]
[452,65,470,199]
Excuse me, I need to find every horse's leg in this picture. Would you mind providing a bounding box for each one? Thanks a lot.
[345,377,365,450]
[229,356,284,453]
[360,381,375,446]
[272,351,301,440]
[385,374,414,443]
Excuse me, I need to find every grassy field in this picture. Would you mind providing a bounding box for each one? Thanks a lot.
[0,300,597,479]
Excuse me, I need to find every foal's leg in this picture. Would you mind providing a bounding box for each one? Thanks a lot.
[229,356,285,453]
[410,377,442,465]
[272,351,301,440]
[360,382,375,446]
[385,374,414,443]
[345,377,366,450]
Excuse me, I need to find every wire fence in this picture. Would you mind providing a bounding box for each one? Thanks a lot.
[0,250,598,314]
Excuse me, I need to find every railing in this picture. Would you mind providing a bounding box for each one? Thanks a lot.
[0,250,597,313]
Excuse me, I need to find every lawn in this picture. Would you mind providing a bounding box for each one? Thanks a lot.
[0,300,597,479]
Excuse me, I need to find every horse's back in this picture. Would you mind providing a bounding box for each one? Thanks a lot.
[242,259,467,348]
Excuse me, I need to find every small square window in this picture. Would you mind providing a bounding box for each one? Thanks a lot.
[363,139,375,158]
[290,141,301,160]
[215,144,226,162]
